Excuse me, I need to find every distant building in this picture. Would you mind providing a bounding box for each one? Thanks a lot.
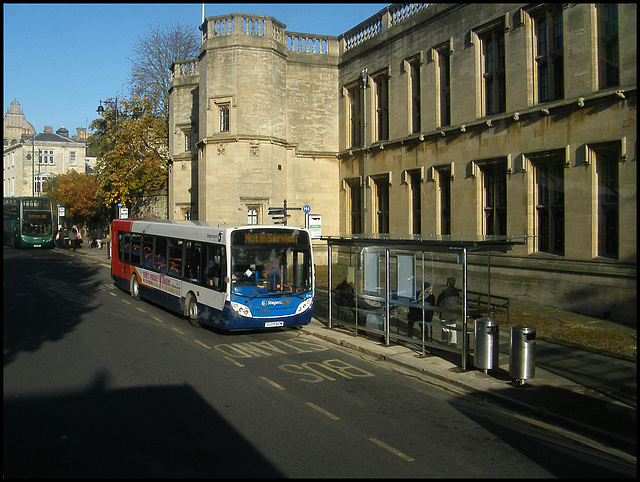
[169,4,635,322]
[3,116,97,197]
[3,99,36,147]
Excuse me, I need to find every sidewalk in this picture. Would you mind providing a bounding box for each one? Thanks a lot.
[66,245,637,462]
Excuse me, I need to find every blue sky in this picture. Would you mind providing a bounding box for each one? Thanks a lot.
[3,3,387,136]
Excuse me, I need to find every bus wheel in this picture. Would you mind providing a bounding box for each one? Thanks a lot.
[187,294,200,327]
[130,275,140,300]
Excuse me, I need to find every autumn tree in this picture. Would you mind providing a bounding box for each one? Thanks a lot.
[42,170,108,228]
[89,97,168,211]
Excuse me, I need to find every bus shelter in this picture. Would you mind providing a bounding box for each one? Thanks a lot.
[323,234,526,369]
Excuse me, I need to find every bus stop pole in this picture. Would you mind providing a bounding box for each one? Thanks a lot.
[462,247,468,370]
[385,248,390,347]
[328,243,332,329]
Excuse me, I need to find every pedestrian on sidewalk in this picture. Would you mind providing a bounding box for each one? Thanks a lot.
[96,226,103,250]
[437,276,460,346]
[69,225,79,251]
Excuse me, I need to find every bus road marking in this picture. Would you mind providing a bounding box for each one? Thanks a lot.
[260,377,286,391]
[194,339,212,349]
[109,292,117,297]
[136,307,145,313]
[122,300,131,305]
[369,438,414,462]
[225,357,244,367]
[171,327,185,335]
[153,317,163,323]
[306,402,339,420]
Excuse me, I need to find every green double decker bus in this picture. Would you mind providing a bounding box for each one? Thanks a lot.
[3,197,55,248]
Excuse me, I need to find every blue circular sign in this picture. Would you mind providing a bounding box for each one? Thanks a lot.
[303,204,311,213]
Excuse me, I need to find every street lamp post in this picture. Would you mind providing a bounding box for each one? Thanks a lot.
[361,68,368,234]
[97,97,118,134]
[97,97,120,223]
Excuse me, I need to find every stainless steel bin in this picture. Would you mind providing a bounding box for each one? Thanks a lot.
[474,318,499,372]
[509,325,536,384]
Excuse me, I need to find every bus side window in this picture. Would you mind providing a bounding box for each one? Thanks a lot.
[131,234,142,266]
[168,238,183,278]
[142,235,154,268]
[205,243,224,291]
[185,241,201,282]
[155,237,167,273]
[117,232,124,261]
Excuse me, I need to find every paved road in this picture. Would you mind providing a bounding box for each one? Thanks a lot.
[4,247,635,477]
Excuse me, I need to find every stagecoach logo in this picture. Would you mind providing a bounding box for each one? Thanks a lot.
[217,231,223,242]
[262,300,284,306]
[245,233,297,244]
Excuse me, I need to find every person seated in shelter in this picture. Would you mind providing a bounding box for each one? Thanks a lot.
[407,282,435,338]
[335,275,355,308]
[437,276,460,346]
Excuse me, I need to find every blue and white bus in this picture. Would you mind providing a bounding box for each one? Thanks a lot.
[111,219,314,330]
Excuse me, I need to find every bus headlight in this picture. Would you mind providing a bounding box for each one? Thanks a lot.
[231,301,253,318]
[295,297,313,315]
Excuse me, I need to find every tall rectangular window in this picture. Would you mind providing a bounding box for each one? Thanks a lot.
[184,132,191,152]
[593,143,619,259]
[247,208,258,225]
[39,150,54,165]
[409,170,422,234]
[374,74,389,141]
[409,60,421,134]
[435,166,451,235]
[598,4,619,89]
[219,105,230,132]
[532,153,564,255]
[347,178,362,234]
[438,48,451,127]
[374,175,389,234]
[480,26,506,115]
[69,151,77,166]
[349,86,362,148]
[533,7,564,103]
[480,160,507,235]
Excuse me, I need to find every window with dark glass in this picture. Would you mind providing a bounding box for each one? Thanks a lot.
[349,86,362,148]
[480,160,507,236]
[374,175,389,234]
[438,48,451,126]
[348,178,362,234]
[480,26,506,115]
[409,170,422,234]
[375,74,389,141]
[598,4,619,88]
[533,7,564,103]
[410,61,421,133]
[593,142,619,259]
[531,152,564,255]
[436,166,451,235]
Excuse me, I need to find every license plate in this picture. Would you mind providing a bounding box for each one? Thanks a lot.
[265,321,284,328]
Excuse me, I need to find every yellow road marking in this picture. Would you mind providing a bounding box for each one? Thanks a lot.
[122,300,130,305]
[194,339,212,349]
[369,438,414,462]
[171,327,185,335]
[306,402,339,420]
[136,307,145,313]
[109,292,117,297]
[260,377,286,390]
[225,357,244,367]
[153,317,163,323]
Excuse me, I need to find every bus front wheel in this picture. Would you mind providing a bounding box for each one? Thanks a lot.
[187,294,200,327]
[130,275,140,300]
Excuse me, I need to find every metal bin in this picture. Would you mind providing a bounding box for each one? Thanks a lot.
[509,325,536,384]
[474,318,499,372]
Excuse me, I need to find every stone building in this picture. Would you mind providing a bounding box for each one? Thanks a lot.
[3,99,36,147]
[3,123,96,197]
[168,4,636,322]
